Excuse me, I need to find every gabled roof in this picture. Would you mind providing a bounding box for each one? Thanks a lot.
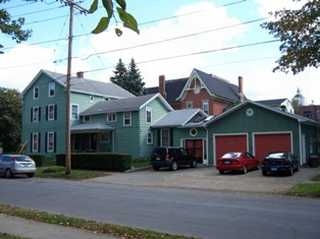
[205,100,320,127]
[22,69,134,98]
[177,68,240,102]
[255,98,288,107]
[144,78,188,103]
[144,69,240,104]
[151,109,208,128]
[80,93,173,116]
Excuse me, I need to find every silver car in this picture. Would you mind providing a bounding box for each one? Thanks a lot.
[0,154,36,178]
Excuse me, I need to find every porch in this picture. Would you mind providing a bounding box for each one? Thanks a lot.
[71,123,113,153]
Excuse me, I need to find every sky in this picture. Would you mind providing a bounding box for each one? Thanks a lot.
[0,0,319,104]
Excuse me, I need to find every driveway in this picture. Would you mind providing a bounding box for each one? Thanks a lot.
[87,167,320,193]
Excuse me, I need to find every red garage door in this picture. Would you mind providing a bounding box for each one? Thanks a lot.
[254,133,291,162]
[215,135,247,164]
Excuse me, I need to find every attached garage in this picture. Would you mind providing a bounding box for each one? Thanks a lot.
[214,134,248,164]
[253,132,292,162]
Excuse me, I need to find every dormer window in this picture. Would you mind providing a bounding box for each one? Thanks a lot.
[48,82,55,97]
[33,87,39,99]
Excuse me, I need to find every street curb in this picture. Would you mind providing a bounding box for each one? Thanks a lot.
[125,166,152,173]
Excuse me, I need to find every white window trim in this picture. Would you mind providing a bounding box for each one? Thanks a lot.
[32,132,39,153]
[147,131,153,145]
[48,104,55,121]
[106,113,117,122]
[47,131,55,153]
[48,82,55,97]
[146,106,152,123]
[71,104,79,120]
[123,112,132,127]
[33,87,39,100]
[202,100,209,114]
[90,95,94,103]
[32,106,40,122]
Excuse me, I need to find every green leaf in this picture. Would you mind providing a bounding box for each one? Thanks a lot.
[91,17,110,34]
[116,0,126,10]
[88,0,98,14]
[102,0,113,18]
[116,7,139,34]
[115,28,123,36]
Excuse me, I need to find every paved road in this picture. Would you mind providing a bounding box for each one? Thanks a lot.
[0,178,319,239]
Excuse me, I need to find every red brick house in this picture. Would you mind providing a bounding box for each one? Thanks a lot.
[297,105,320,122]
[145,69,244,115]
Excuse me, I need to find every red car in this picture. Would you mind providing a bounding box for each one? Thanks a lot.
[216,152,260,174]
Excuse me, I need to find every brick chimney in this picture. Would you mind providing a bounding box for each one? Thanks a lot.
[238,76,244,102]
[76,71,84,78]
[159,75,166,98]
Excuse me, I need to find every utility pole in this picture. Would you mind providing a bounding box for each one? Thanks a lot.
[62,0,87,175]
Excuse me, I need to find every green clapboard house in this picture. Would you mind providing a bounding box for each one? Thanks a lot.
[21,70,134,158]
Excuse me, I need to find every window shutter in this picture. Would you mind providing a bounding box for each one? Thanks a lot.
[38,133,41,153]
[30,108,33,122]
[54,132,56,153]
[46,106,48,121]
[30,133,32,152]
[45,132,47,153]
[39,107,41,121]
[54,104,57,120]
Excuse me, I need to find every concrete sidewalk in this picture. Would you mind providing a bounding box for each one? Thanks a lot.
[0,214,117,239]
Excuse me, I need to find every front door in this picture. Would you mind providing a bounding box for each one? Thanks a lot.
[185,139,204,163]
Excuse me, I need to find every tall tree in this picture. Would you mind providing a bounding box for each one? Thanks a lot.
[0,0,33,53]
[110,58,128,89]
[262,0,320,74]
[127,58,145,96]
[0,87,21,152]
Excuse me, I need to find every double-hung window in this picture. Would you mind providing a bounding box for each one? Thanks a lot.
[48,82,55,97]
[146,107,152,123]
[71,104,79,120]
[33,87,39,99]
[147,131,153,145]
[32,132,39,152]
[32,106,40,122]
[106,113,116,122]
[123,112,132,127]
[47,132,55,152]
[202,101,209,114]
[48,104,55,120]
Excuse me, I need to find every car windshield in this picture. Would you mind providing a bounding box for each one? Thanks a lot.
[15,156,32,162]
[222,152,241,159]
[266,153,287,159]
[152,148,166,155]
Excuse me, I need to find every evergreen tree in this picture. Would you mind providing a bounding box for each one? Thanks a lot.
[110,58,128,89]
[127,58,145,96]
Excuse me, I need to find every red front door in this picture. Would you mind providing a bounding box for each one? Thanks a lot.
[215,135,247,165]
[185,139,204,163]
[254,133,291,162]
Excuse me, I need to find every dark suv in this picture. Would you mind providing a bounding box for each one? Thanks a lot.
[151,147,197,171]
[261,152,299,176]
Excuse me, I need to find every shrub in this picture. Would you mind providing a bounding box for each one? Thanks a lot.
[56,153,132,172]
[28,154,46,167]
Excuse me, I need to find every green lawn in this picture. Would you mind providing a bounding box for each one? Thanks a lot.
[36,166,109,180]
[0,204,197,239]
[0,233,28,239]
[288,173,320,198]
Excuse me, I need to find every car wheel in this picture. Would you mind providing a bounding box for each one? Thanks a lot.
[288,167,294,176]
[242,166,248,174]
[152,165,160,171]
[27,173,35,178]
[171,161,178,171]
[219,170,224,175]
[5,169,12,178]
[190,160,197,168]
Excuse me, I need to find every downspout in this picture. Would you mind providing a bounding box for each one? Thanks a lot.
[205,126,209,167]
[298,121,303,166]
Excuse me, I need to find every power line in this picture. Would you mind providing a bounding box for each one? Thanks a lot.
[82,39,280,74]
[12,5,67,18]
[2,1,38,10]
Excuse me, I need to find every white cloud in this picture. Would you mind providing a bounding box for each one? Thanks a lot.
[254,0,308,18]
[86,1,247,86]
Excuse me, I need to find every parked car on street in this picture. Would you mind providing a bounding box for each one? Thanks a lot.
[216,152,259,174]
[0,154,36,178]
[151,147,197,171]
[261,152,299,176]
